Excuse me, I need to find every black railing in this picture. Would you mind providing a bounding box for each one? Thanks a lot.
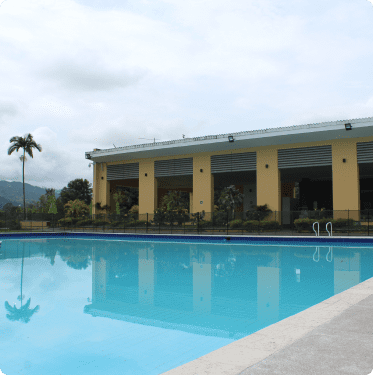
[0,209,372,237]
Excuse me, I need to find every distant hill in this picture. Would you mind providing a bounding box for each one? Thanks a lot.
[0,196,11,209]
[0,180,61,208]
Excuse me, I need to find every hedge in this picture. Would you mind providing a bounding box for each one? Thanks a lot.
[293,218,356,232]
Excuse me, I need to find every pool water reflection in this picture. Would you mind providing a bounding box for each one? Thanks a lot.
[0,239,372,374]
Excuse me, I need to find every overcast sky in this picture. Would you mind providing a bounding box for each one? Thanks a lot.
[1,0,373,190]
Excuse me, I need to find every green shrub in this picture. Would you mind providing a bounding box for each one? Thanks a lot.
[241,220,280,232]
[308,209,333,220]
[246,204,272,221]
[198,220,212,229]
[151,209,167,226]
[58,217,77,227]
[0,220,6,228]
[129,205,139,213]
[9,220,21,230]
[229,219,244,229]
[109,220,122,228]
[262,221,281,230]
[293,218,331,232]
[76,219,93,227]
[166,211,189,226]
[293,218,358,232]
[212,211,228,226]
[332,218,355,228]
[92,220,109,227]
[243,220,260,231]
[126,220,147,227]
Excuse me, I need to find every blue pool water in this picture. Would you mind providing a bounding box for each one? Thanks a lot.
[0,236,373,374]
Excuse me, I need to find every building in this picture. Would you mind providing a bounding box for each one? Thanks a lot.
[85,116,373,221]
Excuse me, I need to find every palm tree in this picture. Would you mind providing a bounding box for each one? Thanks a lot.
[218,185,244,220]
[4,244,40,323]
[8,134,42,220]
[5,299,40,323]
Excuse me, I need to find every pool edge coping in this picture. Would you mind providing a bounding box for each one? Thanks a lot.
[1,231,373,245]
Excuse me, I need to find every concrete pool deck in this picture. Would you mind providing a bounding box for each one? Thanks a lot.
[162,277,373,375]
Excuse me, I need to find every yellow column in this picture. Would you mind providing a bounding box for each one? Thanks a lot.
[92,162,98,215]
[256,148,281,214]
[138,246,155,305]
[192,250,212,314]
[92,249,107,303]
[332,141,360,219]
[257,266,280,323]
[139,160,158,215]
[257,252,280,324]
[334,252,360,294]
[193,155,214,214]
[93,162,110,215]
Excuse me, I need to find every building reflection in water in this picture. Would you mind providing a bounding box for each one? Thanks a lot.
[84,241,366,340]
[0,239,366,337]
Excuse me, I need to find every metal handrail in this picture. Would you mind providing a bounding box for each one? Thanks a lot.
[313,247,320,262]
[326,247,333,262]
[326,222,333,236]
[313,222,319,236]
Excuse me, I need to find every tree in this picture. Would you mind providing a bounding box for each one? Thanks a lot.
[218,185,244,219]
[160,191,188,212]
[60,179,92,206]
[36,194,48,213]
[56,196,65,215]
[64,199,90,218]
[48,196,58,214]
[45,188,55,197]
[7,134,42,220]
[2,202,17,214]
[112,187,138,214]
[44,188,57,214]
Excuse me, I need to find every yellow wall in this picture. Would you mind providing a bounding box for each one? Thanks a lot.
[20,221,50,228]
[332,140,360,215]
[193,155,214,214]
[92,162,110,215]
[256,148,281,212]
[96,135,373,216]
[139,160,158,214]
[92,163,98,215]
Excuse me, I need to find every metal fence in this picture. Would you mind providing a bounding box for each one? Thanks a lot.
[1,209,373,236]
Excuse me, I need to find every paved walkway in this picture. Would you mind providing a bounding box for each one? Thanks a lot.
[162,277,373,375]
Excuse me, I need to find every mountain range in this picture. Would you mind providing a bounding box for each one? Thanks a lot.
[0,180,61,209]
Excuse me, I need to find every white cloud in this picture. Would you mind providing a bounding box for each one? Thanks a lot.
[0,0,372,189]
[41,59,144,92]
[0,100,18,122]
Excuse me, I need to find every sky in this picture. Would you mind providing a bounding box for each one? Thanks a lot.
[0,0,373,190]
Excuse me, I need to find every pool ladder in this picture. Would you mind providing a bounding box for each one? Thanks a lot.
[312,221,333,262]
[326,222,333,236]
[313,222,319,236]
[312,222,333,236]
[313,246,333,262]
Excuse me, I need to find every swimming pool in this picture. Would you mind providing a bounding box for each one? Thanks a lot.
[0,234,372,374]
